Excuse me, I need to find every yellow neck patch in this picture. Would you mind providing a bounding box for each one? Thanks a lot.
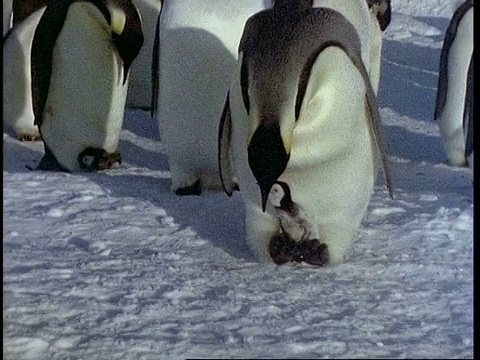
[109,5,126,35]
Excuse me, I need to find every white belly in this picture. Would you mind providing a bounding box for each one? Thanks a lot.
[437,7,473,167]
[231,47,377,264]
[156,0,268,191]
[41,2,128,172]
[3,7,44,139]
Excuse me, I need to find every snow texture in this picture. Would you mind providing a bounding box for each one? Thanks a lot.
[3,0,473,358]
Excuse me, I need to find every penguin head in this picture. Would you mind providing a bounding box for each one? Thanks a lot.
[248,122,291,212]
[108,0,144,84]
[367,0,391,31]
[269,181,294,212]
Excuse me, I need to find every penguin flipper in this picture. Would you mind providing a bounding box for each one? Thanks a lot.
[339,42,395,199]
[150,10,161,118]
[463,54,473,161]
[364,75,394,199]
[218,92,237,196]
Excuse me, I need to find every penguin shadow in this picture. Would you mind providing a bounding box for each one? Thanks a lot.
[378,16,451,164]
[117,108,168,170]
[89,171,252,262]
[3,132,44,172]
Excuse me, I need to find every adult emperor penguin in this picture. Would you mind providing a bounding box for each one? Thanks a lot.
[219,0,394,265]
[152,0,271,195]
[126,0,162,109]
[3,7,45,141]
[31,0,144,172]
[434,0,473,168]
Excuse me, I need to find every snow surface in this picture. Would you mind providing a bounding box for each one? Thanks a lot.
[3,0,473,358]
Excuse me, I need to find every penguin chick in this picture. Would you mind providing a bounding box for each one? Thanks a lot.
[78,147,122,172]
[268,181,318,242]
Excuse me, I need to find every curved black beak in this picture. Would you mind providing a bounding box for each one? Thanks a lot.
[248,123,290,212]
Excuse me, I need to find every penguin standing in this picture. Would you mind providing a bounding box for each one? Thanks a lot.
[126,0,162,109]
[219,1,393,265]
[434,0,473,168]
[152,0,270,195]
[3,7,45,141]
[31,0,144,172]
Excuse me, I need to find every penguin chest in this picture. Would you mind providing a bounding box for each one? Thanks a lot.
[40,2,128,172]
[3,8,44,138]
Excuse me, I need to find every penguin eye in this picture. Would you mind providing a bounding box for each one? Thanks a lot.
[82,155,95,167]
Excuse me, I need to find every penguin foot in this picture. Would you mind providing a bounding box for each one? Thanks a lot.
[79,147,122,172]
[295,239,329,266]
[174,179,202,196]
[19,134,42,142]
[269,233,329,267]
[269,232,297,265]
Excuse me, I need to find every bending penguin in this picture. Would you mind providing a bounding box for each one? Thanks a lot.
[219,0,394,266]
[3,6,45,141]
[31,0,144,172]
[434,0,473,168]
[151,0,270,195]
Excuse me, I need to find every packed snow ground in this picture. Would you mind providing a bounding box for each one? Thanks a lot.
[3,0,473,359]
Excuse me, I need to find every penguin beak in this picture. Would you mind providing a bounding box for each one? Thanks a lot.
[248,123,290,212]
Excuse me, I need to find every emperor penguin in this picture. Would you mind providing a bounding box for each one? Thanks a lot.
[434,0,473,168]
[31,0,144,172]
[126,0,162,109]
[219,1,394,265]
[3,7,45,141]
[151,0,271,195]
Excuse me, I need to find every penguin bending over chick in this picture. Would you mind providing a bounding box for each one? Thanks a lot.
[31,0,144,172]
[219,0,394,266]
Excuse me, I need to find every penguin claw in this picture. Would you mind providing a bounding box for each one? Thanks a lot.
[19,134,42,142]
[174,179,202,196]
[268,232,297,265]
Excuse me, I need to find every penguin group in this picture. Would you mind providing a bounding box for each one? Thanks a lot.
[3,0,472,266]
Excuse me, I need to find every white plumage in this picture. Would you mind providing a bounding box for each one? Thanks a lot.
[3,7,44,141]
[153,0,270,194]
